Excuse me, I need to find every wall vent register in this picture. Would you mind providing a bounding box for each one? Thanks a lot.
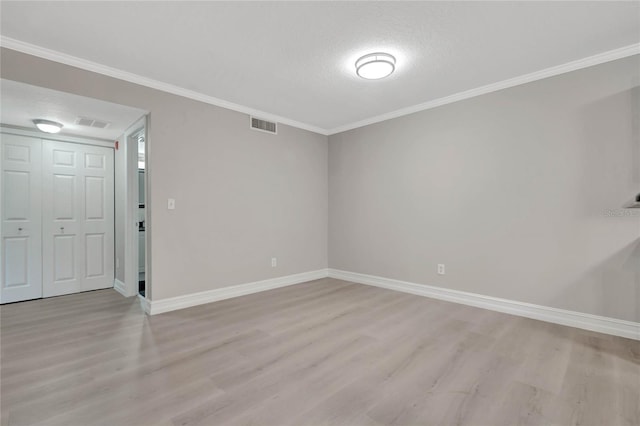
[250,117,277,134]
[75,116,111,129]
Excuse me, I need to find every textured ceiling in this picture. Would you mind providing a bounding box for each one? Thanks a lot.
[1,1,638,133]
[1,79,146,140]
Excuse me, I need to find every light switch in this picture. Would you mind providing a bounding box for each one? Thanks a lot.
[168,198,175,210]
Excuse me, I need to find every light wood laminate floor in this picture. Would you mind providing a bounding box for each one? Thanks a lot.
[1,278,638,426]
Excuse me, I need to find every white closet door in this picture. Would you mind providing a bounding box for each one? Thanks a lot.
[81,143,114,292]
[1,134,43,303]
[42,140,114,297]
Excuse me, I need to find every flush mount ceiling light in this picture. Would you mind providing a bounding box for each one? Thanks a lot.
[33,119,63,134]
[355,52,396,80]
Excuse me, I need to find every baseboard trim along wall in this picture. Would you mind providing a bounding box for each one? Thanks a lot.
[328,269,640,341]
[113,278,127,297]
[138,293,151,314]
[138,267,638,340]
[146,269,330,315]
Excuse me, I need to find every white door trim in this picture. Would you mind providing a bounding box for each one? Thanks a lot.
[0,125,116,148]
[122,116,149,300]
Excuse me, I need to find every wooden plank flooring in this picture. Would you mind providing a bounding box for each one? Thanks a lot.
[1,278,638,426]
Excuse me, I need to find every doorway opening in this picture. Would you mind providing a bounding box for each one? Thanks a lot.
[121,116,149,302]
[0,79,149,305]
[135,129,147,296]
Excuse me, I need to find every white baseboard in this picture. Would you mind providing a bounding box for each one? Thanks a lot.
[147,269,329,315]
[328,269,640,341]
[113,278,128,297]
[138,294,150,314]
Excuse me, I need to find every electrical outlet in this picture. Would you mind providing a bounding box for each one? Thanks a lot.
[438,264,445,275]
[167,198,175,210]
[271,257,277,267]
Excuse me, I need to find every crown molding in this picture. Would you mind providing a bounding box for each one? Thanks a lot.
[2,36,638,137]
[327,43,640,135]
[0,36,329,136]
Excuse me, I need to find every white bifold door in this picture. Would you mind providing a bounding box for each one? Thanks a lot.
[42,140,114,297]
[1,135,43,303]
[1,135,114,303]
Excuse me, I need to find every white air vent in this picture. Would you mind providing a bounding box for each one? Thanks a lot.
[250,116,277,134]
[75,117,111,129]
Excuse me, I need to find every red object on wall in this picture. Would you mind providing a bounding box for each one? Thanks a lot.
[115,141,119,150]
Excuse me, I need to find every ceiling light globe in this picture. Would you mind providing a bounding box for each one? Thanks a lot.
[33,119,63,134]
[356,53,396,80]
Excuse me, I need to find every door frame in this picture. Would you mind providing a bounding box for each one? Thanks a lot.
[122,116,151,302]
[0,126,114,148]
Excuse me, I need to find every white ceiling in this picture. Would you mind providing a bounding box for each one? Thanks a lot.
[1,79,146,140]
[1,2,638,134]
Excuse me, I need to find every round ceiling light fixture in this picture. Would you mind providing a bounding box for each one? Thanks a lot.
[33,119,63,134]
[355,52,396,80]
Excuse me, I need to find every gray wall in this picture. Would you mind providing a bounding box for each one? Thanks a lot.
[329,56,640,322]
[4,47,638,322]
[0,48,328,301]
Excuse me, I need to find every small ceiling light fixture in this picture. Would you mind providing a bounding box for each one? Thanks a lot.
[355,52,396,80]
[33,119,63,134]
